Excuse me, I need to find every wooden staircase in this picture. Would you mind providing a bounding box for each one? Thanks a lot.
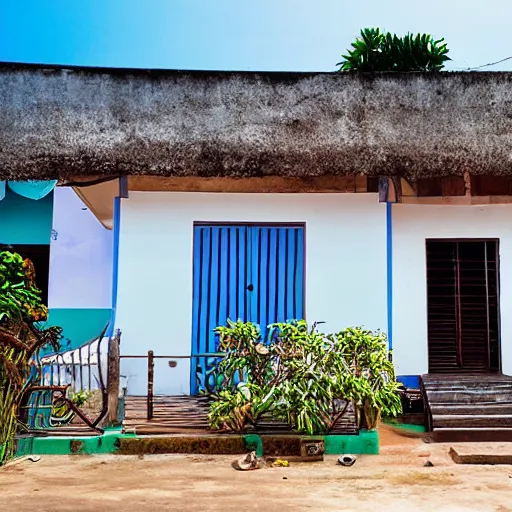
[421,373,512,442]
[123,395,358,435]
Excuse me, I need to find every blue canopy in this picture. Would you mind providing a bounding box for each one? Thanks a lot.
[2,180,57,201]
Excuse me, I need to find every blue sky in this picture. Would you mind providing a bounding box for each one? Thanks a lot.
[1,0,511,71]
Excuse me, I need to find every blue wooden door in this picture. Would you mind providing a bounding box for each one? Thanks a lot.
[191,224,304,394]
[249,226,304,338]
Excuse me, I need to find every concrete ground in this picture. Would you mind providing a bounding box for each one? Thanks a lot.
[1,427,511,512]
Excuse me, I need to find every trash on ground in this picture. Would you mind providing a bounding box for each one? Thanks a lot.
[232,451,265,471]
[2,455,41,468]
[337,454,357,467]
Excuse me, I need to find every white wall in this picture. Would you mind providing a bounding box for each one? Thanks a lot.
[48,187,113,309]
[116,192,387,395]
[392,204,512,377]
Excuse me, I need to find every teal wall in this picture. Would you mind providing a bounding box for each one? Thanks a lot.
[41,308,112,355]
[0,189,53,245]
[0,188,112,356]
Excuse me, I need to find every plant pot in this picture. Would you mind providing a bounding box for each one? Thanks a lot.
[363,404,381,431]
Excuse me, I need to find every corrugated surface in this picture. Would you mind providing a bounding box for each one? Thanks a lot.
[191,224,305,394]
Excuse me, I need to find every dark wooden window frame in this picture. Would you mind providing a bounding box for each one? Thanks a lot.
[425,238,502,373]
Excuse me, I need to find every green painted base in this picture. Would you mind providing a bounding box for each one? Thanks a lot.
[323,431,379,455]
[14,430,378,458]
[384,421,426,434]
[16,429,135,457]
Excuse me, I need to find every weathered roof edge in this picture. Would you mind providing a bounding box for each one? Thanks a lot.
[1,63,512,181]
[1,60,509,78]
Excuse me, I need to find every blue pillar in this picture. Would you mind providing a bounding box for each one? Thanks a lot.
[107,196,121,337]
[386,202,393,351]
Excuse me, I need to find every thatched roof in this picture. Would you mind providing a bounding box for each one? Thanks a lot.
[1,62,512,181]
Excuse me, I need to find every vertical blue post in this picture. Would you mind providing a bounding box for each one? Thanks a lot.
[107,196,121,337]
[386,202,393,351]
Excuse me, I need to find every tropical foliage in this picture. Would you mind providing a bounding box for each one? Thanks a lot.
[208,319,401,435]
[0,251,62,464]
[338,28,450,72]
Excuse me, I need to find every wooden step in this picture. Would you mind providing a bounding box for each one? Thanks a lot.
[421,373,512,432]
[433,414,512,429]
[123,394,358,435]
[426,390,512,404]
[430,404,512,416]
[428,428,512,443]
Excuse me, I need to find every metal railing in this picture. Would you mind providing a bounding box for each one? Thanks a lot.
[120,352,230,420]
[119,350,358,434]
[38,335,108,393]
[20,331,121,433]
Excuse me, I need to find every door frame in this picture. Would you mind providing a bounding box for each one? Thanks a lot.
[425,237,502,373]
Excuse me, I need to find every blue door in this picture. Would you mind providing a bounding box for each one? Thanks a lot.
[191,224,305,394]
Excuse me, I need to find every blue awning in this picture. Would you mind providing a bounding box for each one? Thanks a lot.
[0,180,57,201]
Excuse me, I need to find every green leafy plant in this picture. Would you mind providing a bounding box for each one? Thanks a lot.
[207,320,402,435]
[69,389,93,408]
[327,327,402,430]
[338,27,450,72]
[207,320,278,432]
[0,251,62,465]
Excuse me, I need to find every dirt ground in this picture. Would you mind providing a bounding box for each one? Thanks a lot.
[1,427,512,512]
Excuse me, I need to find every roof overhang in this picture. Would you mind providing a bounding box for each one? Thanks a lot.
[2,63,512,183]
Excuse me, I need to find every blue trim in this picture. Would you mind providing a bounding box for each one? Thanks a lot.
[107,196,121,337]
[397,375,420,389]
[386,202,393,350]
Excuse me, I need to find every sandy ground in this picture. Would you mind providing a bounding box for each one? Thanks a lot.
[1,427,512,512]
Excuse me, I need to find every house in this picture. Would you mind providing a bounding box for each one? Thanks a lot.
[3,64,512,427]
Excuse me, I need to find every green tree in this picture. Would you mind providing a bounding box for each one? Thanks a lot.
[338,28,450,72]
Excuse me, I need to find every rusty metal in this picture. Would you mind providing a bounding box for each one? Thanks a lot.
[147,350,154,421]
[21,385,103,433]
[21,328,118,435]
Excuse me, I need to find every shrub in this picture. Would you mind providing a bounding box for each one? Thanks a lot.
[207,319,402,434]
[338,27,450,72]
